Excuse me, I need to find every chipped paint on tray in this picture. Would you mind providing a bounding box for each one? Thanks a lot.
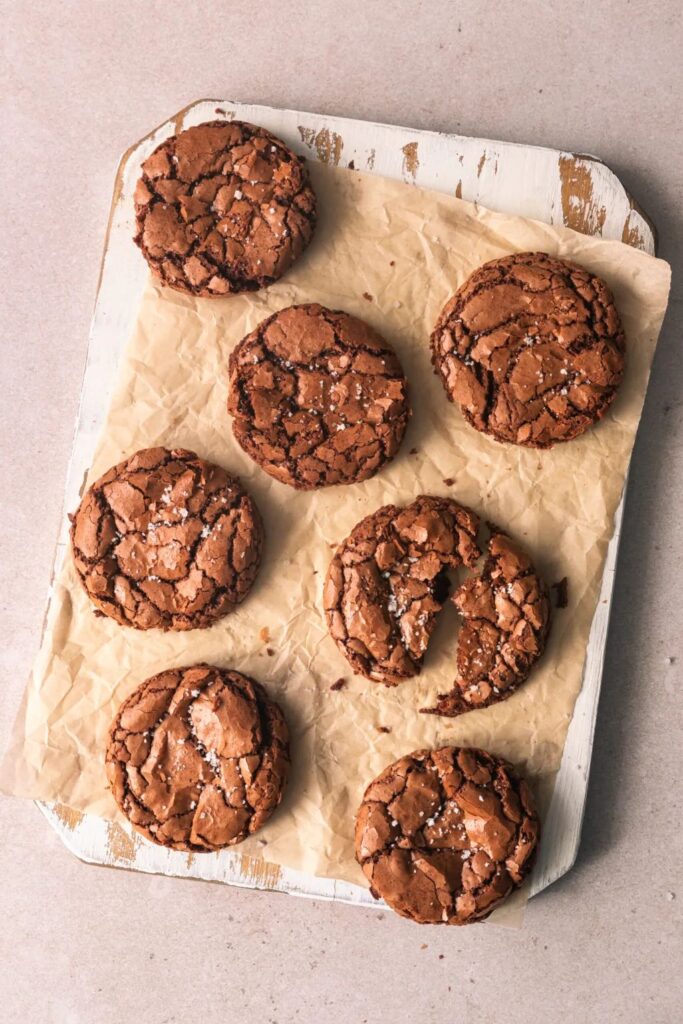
[559,155,607,236]
[401,141,419,179]
[54,803,84,832]
[298,126,343,165]
[106,821,138,863]
[239,854,283,888]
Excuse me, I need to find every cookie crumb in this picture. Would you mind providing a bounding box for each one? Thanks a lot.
[259,626,270,643]
[551,576,569,608]
[443,477,455,487]
[376,725,392,734]
[420,943,428,950]
[347,159,355,170]
[665,655,676,665]
[409,447,418,455]
[266,647,275,657]
[666,891,676,901]
[362,292,373,302]
[330,678,346,691]
[389,260,395,266]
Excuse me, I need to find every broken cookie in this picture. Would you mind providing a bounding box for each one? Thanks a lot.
[430,251,625,447]
[423,528,551,716]
[70,446,263,630]
[134,120,316,296]
[228,303,411,489]
[324,496,481,684]
[355,746,539,925]
[324,496,551,714]
[106,664,289,852]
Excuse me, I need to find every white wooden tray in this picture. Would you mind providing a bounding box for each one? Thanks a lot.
[39,99,656,909]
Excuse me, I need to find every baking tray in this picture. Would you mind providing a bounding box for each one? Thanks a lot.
[38,98,656,908]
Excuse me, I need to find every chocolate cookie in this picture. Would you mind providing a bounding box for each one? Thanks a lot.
[430,252,626,447]
[70,447,263,631]
[324,499,551,712]
[423,528,551,716]
[134,120,316,296]
[106,665,289,852]
[355,746,539,925]
[228,303,410,489]
[324,496,481,684]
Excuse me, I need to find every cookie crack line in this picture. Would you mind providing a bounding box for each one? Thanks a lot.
[430,251,626,448]
[228,303,411,490]
[324,495,553,716]
[355,747,540,925]
[70,446,264,632]
[134,120,317,297]
[106,665,290,853]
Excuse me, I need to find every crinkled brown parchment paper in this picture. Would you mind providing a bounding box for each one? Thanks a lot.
[2,164,671,901]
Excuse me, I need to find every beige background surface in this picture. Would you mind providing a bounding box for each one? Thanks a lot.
[1,2,681,1022]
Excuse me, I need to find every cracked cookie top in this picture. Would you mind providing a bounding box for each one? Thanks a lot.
[228,303,411,489]
[106,665,289,852]
[70,447,263,631]
[134,120,316,296]
[324,496,551,714]
[430,252,625,447]
[324,496,481,684]
[355,746,539,925]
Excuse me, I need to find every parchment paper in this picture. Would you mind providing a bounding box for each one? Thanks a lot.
[3,164,671,899]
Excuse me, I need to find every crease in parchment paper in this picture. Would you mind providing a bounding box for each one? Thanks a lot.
[1,164,671,925]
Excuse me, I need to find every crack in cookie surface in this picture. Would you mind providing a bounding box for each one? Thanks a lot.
[430,252,625,447]
[355,746,539,925]
[106,665,290,852]
[228,303,411,489]
[324,496,481,683]
[324,497,551,714]
[134,120,316,296]
[70,446,263,631]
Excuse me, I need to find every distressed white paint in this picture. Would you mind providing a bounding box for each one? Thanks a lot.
[39,99,653,908]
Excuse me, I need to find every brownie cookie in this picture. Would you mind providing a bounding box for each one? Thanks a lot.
[70,447,263,631]
[106,665,289,852]
[430,252,626,447]
[423,528,551,716]
[228,303,411,489]
[355,746,539,925]
[324,496,481,684]
[134,120,316,296]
